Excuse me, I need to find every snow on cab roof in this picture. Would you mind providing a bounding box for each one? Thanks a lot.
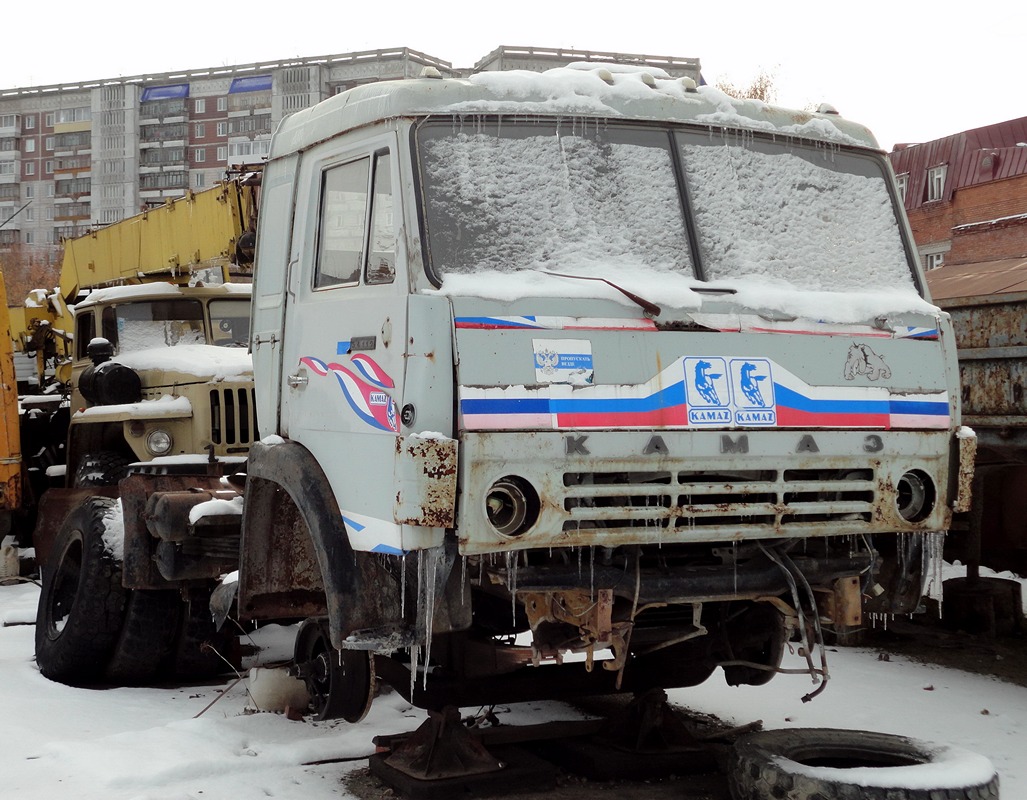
[270,64,879,159]
[77,281,252,307]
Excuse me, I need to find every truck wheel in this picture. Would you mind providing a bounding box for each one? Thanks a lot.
[730,728,999,800]
[35,497,128,685]
[294,617,375,722]
[105,589,182,685]
[74,452,131,488]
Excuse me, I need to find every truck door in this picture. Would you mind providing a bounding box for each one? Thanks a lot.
[278,134,408,549]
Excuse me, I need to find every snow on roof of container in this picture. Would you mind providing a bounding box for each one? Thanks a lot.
[270,65,879,160]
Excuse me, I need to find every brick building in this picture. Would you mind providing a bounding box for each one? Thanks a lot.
[888,118,1027,276]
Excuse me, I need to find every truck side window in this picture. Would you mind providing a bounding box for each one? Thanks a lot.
[75,310,95,360]
[365,151,396,285]
[315,158,370,289]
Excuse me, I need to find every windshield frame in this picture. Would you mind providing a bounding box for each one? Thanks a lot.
[412,116,922,298]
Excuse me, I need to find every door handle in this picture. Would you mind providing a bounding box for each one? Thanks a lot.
[287,372,308,388]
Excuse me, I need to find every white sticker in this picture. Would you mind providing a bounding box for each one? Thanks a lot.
[532,339,594,385]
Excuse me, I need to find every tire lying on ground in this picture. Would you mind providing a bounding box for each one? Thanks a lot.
[36,497,128,685]
[730,728,999,800]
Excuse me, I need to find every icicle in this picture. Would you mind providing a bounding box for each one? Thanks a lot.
[460,555,467,606]
[409,644,420,703]
[400,553,407,618]
[423,549,439,690]
[589,546,595,601]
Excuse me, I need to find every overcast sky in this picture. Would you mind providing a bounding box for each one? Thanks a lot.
[4,0,1023,152]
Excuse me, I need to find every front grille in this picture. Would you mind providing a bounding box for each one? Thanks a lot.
[210,387,257,447]
[562,467,875,533]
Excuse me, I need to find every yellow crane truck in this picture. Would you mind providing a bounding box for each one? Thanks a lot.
[10,170,261,683]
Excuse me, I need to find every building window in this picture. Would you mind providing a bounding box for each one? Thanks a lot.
[195,122,205,138]
[24,139,36,153]
[45,136,54,151]
[45,207,54,221]
[24,162,35,176]
[216,146,227,161]
[25,184,34,198]
[217,97,228,112]
[926,165,947,202]
[45,160,54,174]
[26,208,35,222]
[194,172,206,188]
[195,98,206,114]
[216,121,227,137]
[24,116,36,130]
[45,113,55,127]
[895,173,908,203]
[195,148,206,162]
[926,252,945,270]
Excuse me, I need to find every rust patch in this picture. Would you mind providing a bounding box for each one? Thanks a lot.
[394,435,457,528]
[954,433,977,514]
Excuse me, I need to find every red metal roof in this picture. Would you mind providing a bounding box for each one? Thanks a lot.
[889,118,1027,211]
[926,257,1027,303]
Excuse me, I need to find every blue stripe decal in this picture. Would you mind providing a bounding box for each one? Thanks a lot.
[889,399,950,415]
[774,385,890,415]
[461,383,687,416]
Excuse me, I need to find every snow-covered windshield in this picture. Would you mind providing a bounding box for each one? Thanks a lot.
[101,297,250,353]
[418,120,693,276]
[676,131,914,291]
[416,119,915,293]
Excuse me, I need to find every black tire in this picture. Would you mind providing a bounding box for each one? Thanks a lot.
[165,588,238,679]
[35,497,128,685]
[105,589,182,685]
[730,728,1000,800]
[74,451,131,488]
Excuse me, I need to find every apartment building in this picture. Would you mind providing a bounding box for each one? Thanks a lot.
[0,46,701,260]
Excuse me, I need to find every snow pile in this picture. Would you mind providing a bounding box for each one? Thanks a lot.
[100,500,125,561]
[188,495,244,525]
[76,394,192,420]
[113,344,252,380]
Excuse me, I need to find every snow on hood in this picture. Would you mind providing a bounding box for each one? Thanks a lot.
[430,267,937,325]
[113,344,252,381]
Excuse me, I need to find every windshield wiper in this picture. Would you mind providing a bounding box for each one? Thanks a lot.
[541,271,662,318]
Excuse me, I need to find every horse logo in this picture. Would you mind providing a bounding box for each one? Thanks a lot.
[694,359,723,405]
[739,361,768,407]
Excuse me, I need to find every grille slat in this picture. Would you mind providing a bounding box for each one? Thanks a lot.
[560,467,877,533]
[209,387,258,448]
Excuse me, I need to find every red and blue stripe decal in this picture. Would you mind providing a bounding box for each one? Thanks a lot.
[301,355,399,433]
[459,358,949,431]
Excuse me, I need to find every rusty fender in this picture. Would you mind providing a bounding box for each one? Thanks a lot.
[240,439,403,649]
[394,434,457,528]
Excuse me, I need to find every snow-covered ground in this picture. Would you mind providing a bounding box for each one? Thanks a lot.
[2,567,1025,799]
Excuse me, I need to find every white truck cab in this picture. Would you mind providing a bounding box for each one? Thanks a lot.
[238,65,969,716]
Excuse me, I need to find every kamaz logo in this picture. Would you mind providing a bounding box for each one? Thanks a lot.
[563,434,886,456]
[368,391,389,406]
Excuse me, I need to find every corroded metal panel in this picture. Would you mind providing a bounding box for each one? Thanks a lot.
[394,434,457,528]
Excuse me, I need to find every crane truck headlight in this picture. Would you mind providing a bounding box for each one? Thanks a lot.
[145,429,174,456]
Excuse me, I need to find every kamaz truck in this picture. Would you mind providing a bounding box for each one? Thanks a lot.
[36,65,971,718]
